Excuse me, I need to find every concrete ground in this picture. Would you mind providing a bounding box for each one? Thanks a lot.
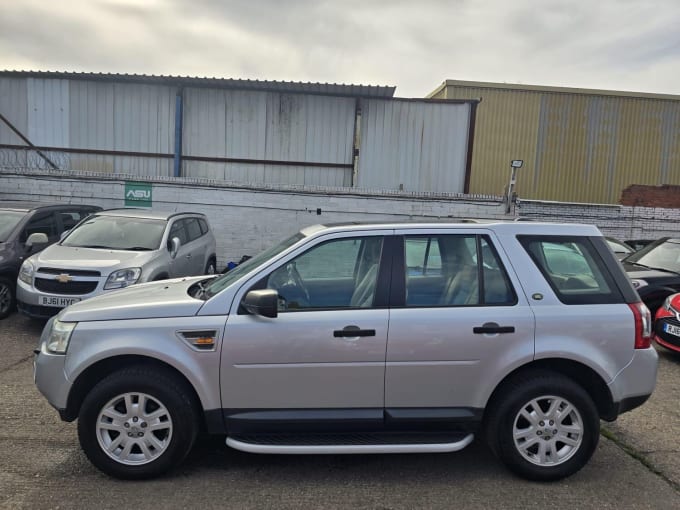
[1,312,678,510]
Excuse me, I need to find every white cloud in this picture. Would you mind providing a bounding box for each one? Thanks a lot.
[1,0,680,96]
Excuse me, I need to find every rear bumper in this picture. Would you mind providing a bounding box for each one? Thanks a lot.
[606,347,658,418]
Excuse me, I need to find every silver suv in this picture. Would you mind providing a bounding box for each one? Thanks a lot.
[18,209,216,319]
[33,222,658,481]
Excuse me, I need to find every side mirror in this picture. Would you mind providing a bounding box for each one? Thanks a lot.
[169,237,181,258]
[26,232,49,250]
[243,289,278,318]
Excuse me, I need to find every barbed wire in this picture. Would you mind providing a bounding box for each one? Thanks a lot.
[0,147,70,170]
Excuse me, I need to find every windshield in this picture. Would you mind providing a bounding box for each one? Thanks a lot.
[0,211,25,242]
[624,238,680,273]
[203,232,305,298]
[62,215,167,250]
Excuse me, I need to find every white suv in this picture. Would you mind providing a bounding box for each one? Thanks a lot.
[33,221,657,480]
[18,209,217,319]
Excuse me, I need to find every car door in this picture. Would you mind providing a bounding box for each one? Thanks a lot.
[21,211,59,255]
[167,219,192,277]
[220,231,393,430]
[183,217,207,275]
[385,229,536,418]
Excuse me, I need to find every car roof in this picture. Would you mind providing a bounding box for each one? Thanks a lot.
[300,221,603,237]
[95,208,206,220]
[0,201,99,213]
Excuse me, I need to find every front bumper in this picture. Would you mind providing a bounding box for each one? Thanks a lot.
[653,318,680,353]
[17,277,102,319]
[33,318,72,414]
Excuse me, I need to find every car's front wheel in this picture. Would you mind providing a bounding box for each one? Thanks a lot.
[0,276,16,319]
[77,366,199,479]
[485,371,600,481]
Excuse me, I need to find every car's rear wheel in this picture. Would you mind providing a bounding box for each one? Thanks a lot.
[77,366,199,479]
[485,371,600,481]
[0,276,16,319]
[204,257,216,275]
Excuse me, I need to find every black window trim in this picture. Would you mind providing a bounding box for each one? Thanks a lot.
[517,234,626,305]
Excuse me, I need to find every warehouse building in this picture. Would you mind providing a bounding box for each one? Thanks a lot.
[0,71,477,195]
[429,80,680,204]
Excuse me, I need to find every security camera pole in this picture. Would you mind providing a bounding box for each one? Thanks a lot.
[506,159,523,214]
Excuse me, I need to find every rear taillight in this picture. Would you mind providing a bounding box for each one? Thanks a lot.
[629,302,652,349]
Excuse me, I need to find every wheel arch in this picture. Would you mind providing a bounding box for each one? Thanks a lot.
[483,358,616,423]
[63,355,205,426]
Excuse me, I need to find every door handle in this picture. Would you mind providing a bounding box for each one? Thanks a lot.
[333,325,376,338]
[473,322,515,334]
[186,254,192,259]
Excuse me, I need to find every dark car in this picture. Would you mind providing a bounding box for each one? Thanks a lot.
[605,237,634,260]
[625,239,655,252]
[653,293,680,353]
[0,202,101,319]
[622,237,680,315]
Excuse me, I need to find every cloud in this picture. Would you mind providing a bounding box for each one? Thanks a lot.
[1,0,680,96]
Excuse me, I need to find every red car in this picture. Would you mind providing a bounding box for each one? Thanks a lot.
[654,293,680,353]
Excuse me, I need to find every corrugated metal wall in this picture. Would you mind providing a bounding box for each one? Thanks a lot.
[433,83,680,204]
[182,88,355,186]
[0,76,474,193]
[357,100,471,192]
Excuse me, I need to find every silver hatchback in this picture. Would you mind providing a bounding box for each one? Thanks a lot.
[17,209,217,319]
[33,221,657,481]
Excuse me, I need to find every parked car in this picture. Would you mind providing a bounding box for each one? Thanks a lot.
[0,202,101,319]
[625,239,655,252]
[622,237,680,315]
[653,292,680,353]
[17,209,216,319]
[605,237,634,260]
[33,221,657,481]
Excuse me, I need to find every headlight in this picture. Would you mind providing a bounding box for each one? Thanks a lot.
[630,279,648,289]
[19,259,35,285]
[104,267,141,290]
[47,320,76,354]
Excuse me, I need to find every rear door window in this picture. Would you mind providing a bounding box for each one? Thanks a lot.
[518,236,623,304]
[185,218,203,242]
[403,234,516,307]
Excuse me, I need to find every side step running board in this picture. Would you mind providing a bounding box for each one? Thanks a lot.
[226,433,474,455]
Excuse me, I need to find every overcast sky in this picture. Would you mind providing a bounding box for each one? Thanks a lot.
[2,0,680,97]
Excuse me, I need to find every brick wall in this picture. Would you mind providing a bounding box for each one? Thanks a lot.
[2,169,679,269]
[620,185,680,209]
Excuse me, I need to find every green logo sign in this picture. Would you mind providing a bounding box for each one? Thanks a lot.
[124,182,153,207]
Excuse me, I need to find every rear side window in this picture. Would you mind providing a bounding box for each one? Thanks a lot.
[518,236,623,304]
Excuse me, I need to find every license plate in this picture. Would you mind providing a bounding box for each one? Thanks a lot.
[39,296,81,307]
[663,322,680,337]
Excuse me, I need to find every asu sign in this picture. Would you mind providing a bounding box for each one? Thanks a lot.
[124,182,153,207]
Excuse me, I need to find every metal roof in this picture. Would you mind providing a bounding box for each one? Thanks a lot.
[0,71,396,98]
[429,79,680,102]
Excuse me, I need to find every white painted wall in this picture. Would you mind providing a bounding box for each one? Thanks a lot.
[1,169,679,269]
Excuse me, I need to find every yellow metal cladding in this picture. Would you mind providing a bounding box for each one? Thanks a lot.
[429,81,680,204]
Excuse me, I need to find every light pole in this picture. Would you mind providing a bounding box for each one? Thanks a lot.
[506,159,523,214]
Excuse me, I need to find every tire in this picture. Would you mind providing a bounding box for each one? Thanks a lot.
[485,371,600,481]
[204,257,216,275]
[0,276,16,320]
[77,366,199,479]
